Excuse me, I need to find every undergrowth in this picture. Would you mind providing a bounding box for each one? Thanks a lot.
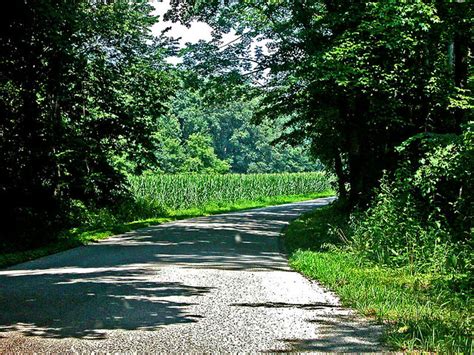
[285,204,473,352]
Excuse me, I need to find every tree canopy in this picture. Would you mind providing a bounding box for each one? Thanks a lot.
[167,0,473,207]
[152,89,322,174]
[0,0,176,246]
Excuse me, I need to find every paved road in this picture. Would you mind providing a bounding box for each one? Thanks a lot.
[0,197,383,352]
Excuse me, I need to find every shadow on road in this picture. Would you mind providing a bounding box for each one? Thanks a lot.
[0,266,211,339]
[273,314,383,352]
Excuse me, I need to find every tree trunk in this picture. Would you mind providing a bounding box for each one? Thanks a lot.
[334,150,347,202]
[347,93,369,208]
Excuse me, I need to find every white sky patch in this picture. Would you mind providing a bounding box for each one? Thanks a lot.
[151,0,237,65]
[150,0,271,80]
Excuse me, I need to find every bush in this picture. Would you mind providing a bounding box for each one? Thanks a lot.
[351,124,473,284]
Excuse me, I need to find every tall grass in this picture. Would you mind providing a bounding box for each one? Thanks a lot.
[128,172,333,213]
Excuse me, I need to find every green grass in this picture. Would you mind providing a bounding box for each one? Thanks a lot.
[0,190,334,269]
[284,205,473,353]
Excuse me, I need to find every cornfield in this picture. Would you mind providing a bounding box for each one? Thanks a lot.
[128,172,334,212]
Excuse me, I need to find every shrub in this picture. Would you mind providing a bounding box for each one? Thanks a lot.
[351,124,473,283]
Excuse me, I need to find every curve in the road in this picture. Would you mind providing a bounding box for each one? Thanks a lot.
[0,197,383,352]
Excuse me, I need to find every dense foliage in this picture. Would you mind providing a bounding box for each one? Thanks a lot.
[0,0,176,248]
[167,0,473,207]
[351,125,473,284]
[152,89,322,174]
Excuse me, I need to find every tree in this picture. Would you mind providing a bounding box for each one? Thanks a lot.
[166,0,473,207]
[0,0,176,248]
[182,133,231,173]
[156,88,322,174]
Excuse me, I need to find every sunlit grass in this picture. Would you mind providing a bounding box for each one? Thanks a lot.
[284,205,473,353]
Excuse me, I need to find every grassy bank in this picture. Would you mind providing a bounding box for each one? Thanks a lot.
[0,190,333,269]
[284,204,473,353]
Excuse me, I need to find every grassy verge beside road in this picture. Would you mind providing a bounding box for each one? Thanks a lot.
[284,204,472,353]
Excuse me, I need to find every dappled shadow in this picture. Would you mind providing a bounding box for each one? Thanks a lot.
[0,198,334,341]
[268,314,383,353]
[230,300,382,352]
[0,265,212,339]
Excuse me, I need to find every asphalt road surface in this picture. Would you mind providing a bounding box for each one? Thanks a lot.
[0,197,383,352]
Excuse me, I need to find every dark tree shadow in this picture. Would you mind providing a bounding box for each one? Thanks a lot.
[272,314,383,352]
[0,267,213,339]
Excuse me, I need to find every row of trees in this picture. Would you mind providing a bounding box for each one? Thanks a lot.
[0,1,175,246]
[152,90,321,174]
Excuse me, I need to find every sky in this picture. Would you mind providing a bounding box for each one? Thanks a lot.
[151,0,213,45]
[150,0,236,64]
